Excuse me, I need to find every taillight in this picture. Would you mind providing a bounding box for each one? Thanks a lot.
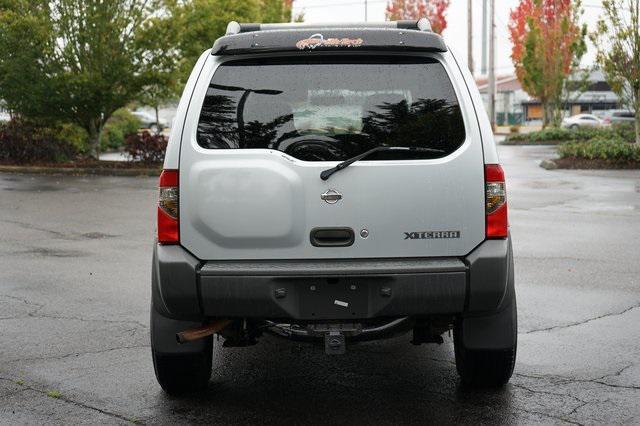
[158,169,179,244]
[485,164,508,239]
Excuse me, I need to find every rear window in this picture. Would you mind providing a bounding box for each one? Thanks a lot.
[197,56,465,162]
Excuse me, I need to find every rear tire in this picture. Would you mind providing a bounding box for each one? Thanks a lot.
[152,337,213,395]
[454,334,516,387]
[570,124,579,130]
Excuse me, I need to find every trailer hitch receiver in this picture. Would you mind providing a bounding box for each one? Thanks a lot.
[325,331,346,355]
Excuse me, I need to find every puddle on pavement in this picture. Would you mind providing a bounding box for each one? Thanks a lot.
[20,247,88,258]
[3,184,64,192]
[81,232,115,239]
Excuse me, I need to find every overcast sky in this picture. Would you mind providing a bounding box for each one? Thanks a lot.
[292,0,606,77]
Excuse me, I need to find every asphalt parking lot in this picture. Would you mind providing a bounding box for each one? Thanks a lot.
[1,145,639,425]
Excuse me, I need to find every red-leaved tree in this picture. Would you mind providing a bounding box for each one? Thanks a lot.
[385,0,450,34]
[508,0,586,127]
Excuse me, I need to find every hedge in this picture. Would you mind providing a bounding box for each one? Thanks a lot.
[0,119,78,164]
[505,125,634,145]
[124,131,167,164]
[558,137,640,164]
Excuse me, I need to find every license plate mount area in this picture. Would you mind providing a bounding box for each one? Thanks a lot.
[298,278,368,320]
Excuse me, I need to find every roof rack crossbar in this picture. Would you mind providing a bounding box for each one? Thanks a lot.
[225,19,432,36]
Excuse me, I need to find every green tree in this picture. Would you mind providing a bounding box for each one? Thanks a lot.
[0,0,175,157]
[160,0,298,87]
[261,0,294,22]
[136,14,182,132]
[591,0,640,143]
[508,0,586,128]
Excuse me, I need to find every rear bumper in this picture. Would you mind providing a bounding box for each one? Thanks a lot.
[152,238,513,321]
[199,258,467,320]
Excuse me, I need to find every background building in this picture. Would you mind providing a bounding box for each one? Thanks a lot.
[521,70,619,123]
[477,70,622,125]
[476,75,528,125]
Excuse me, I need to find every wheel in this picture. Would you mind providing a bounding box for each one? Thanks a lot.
[570,124,579,130]
[453,302,517,387]
[152,337,213,395]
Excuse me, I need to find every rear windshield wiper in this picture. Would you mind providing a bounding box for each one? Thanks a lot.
[320,146,445,181]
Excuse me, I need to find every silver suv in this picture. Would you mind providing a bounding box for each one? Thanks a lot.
[151,19,516,394]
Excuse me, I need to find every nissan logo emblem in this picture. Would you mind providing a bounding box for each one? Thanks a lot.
[321,189,342,204]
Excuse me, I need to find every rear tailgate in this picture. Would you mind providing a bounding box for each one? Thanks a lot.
[179,53,485,260]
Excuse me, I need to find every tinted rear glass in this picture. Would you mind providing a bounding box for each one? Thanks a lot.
[197,56,465,161]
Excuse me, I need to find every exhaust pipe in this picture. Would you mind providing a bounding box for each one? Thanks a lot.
[176,319,233,344]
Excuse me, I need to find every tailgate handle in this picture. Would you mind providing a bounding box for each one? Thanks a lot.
[310,228,355,247]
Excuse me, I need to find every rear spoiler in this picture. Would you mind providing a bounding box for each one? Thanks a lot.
[211,19,447,56]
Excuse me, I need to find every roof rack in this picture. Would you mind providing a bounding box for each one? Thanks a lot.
[225,19,433,36]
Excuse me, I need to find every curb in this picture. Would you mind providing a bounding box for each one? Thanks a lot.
[0,165,161,177]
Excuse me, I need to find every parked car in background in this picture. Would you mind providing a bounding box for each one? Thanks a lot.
[602,110,635,127]
[0,102,10,122]
[130,110,167,134]
[562,113,602,130]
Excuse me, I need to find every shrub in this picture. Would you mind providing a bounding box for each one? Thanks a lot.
[558,137,640,163]
[506,126,633,144]
[57,123,89,154]
[537,127,576,141]
[506,127,574,142]
[610,123,635,142]
[0,119,78,164]
[571,128,607,140]
[101,109,141,151]
[124,131,167,164]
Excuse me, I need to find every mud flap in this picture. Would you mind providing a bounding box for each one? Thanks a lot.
[459,298,517,350]
[459,238,517,351]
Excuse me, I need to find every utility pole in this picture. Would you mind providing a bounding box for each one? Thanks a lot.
[481,0,488,74]
[488,0,496,131]
[467,0,474,75]
[364,0,368,22]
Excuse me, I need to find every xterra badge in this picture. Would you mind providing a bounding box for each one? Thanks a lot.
[404,231,461,240]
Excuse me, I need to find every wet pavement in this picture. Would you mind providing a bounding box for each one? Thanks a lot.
[0,145,639,425]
